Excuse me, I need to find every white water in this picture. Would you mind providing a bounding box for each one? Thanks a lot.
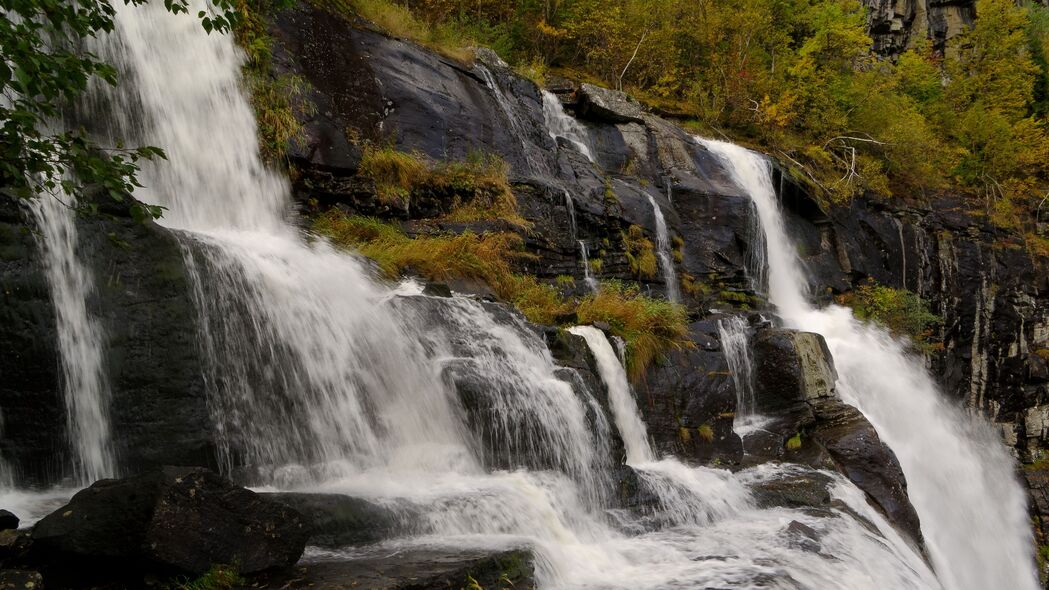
[645,194,680,303]
[563,190,577,240]
[716,316,768,437]
[698,137,1039,590]
[541,90,596,163]
[577,241,599,293]
[10,3,961,586]
[28,196,115,483]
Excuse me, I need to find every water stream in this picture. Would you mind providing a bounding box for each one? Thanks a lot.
[698,137,1039,590]
[541,90,596,163]
[28,196,115,484]
[645,194,680,303]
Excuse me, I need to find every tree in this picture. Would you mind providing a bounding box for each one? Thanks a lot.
[0,0,237,220]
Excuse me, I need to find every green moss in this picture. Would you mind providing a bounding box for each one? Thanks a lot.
[786,433,803,450]
[169,565,243,590]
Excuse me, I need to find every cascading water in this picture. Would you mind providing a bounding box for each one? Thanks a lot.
[578,241,599,293]
[698,137,1039,590]
[31,2,965,586]
[716,316,766,437]
[563,190,577,240]
[645,194,680,303]
[541,90,596,163]
[28,196,115,483]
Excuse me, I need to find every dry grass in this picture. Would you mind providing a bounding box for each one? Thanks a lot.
[576,280,692,381]
[357,146,525,225]
[313,211,563,323]
[315,0,476,63]
[622,225,658,278]
[358,146,430,205]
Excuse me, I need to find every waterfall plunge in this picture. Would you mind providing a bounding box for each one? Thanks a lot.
[698,137,1039,590]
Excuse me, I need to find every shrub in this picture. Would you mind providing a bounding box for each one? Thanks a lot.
[839,279,941,348]
[577,280,691,380]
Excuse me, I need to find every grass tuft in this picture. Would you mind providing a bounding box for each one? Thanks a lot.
[169,565,243,590]
[577,280,692,381]
[358,146,430,205]
[622,225,657,279]
[313,0,476,63]
[313,211,563,323]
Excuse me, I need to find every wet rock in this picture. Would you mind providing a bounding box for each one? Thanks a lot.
[30,467,308,582]
[264,493,412,548]
[640,318,744,465]
[0,195,212,486]
[750,328,922,544]
[577,84,644,124]
[252,547,535,590]
[749,469,835,510]
[784,520,822,553]
[0,513,17,532]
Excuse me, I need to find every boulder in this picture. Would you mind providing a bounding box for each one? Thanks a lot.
[750,328,922,544]
[30,467,309,581]
[0,513,17,532]
[252,547,535,590]
[577,84,644,124]
[263,493,412,547]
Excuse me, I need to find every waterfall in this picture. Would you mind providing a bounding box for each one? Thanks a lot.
[46,2,960,586]
[28,196,115,483]
[646,194,680,303]
[569,327,652,463]
[716,316,766,437]
[541,90,596,163]
[698,137,1039,590]
[578,240,599,293]
[563,190,577,240]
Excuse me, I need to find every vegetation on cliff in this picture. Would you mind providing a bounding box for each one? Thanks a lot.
[313,210,691,378]
[838,280,942,349]
[329,0,1049,248]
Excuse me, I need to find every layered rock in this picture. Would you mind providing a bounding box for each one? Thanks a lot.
[863,0,976,57]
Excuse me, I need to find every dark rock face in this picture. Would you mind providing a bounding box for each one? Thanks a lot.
[30,467,308,581]
[253,548,535,590]
[639,317,745,464]
[0,196,213,486]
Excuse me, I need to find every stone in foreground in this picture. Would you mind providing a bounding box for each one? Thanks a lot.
[31,467,308,579]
